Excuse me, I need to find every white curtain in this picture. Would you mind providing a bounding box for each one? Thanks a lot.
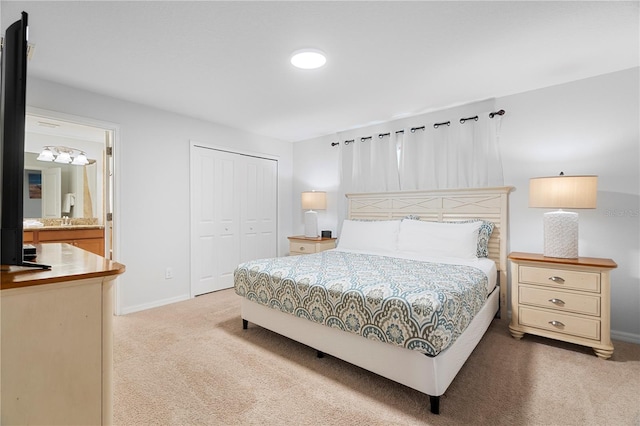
[340,111,504,194]
[399,112,504,190]
[341,132,400,194]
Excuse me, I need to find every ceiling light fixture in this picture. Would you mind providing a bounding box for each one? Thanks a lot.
[290,49,326,70]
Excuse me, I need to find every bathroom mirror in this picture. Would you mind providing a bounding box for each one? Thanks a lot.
[24,151,99,220]
[23,115,106,223]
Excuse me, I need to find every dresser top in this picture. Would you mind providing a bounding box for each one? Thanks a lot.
[508,252,617,269]
[1,243,125,290]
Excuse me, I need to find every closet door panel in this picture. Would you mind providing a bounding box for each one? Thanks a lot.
[241,157,277,263]
[213,153,241,291]
[257,159,277,258]
[191,150,217,296]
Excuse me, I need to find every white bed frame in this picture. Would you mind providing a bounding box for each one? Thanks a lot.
[241,187,513,414]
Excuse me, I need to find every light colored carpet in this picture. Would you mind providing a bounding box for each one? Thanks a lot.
[113,289,640,425]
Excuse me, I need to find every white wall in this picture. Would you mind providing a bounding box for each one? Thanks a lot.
[26,77,294,314]
[292,68,640,341]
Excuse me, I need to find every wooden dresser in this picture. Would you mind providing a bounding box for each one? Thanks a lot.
[288,235,337,255]
[508,252,617,359]
[1,244,125,425]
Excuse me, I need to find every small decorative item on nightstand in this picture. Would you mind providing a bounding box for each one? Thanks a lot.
[508,252,617,359]
[288,235,336,256]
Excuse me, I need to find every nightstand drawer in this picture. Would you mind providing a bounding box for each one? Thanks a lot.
[288,236,336,256]
[519,307,600,340]
[520,266,600,292]
[519,286,600,316]
[291,242,318,254]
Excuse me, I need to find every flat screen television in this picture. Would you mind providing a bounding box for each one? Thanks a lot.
[1,11,47,268]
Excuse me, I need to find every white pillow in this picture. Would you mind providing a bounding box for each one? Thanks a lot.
[337,220,401,252]
[397,219,482,260]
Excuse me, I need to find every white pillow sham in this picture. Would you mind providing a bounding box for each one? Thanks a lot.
[397,219,482,260]
[337,219,401,252]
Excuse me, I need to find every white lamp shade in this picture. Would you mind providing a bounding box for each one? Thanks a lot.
[529,175,597,209]
[37,148,55,162]
[71,153,89,165]
[301,191,326,210]
[54,151,72,164]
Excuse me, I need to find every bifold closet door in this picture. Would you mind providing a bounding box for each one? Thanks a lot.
[191,146,277,296]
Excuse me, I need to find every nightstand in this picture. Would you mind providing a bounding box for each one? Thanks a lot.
[288,235,336,255]
[508,252,617,359]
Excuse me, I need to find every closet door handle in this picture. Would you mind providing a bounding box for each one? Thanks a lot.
[549,320,565,327]
[549,276,565,284]
[549,298,565,306]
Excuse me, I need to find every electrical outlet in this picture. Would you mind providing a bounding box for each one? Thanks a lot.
[165,267,173,279]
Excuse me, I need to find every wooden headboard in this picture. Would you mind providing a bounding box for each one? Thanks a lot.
[346,186,514,310]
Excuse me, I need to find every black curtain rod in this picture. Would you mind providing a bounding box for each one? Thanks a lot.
[460,115,478,124]
[330,109,506,146]
[433,121,450,129]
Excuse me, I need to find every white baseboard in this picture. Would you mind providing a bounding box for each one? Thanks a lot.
[611,329,640,345]
[118,294,191,316]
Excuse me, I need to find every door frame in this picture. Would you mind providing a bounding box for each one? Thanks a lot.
[189,140,279,298]
[26,106,122,312]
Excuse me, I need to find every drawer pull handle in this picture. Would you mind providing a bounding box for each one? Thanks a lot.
[548,298,565,306]
[300,246,305,251]
[549,320,565,327]
[549,276,565,284]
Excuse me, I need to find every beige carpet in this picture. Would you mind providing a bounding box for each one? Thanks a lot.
[113,289,640,425]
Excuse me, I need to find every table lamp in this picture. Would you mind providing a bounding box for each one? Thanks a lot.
[302,191,326,238]
[529,173,597,258]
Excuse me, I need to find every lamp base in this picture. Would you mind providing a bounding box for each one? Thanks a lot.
[304,210,318,238]
[543,210,579,258]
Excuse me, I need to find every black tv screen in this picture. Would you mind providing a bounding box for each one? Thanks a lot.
[1,12,29,266]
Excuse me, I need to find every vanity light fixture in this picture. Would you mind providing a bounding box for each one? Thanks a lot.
[37,146,93,166]
[290,48,327,69]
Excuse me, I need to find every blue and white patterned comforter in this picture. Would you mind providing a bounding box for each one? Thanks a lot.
[233,250,489,356]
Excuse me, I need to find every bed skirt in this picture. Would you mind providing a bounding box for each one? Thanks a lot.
[240,285,499,399]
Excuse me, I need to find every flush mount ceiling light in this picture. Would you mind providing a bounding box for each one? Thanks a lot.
[290,49,326,69]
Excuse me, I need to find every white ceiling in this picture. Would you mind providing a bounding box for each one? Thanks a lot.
[3,1,639,142]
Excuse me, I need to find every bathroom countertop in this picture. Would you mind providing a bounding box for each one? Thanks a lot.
[24,225,105,231]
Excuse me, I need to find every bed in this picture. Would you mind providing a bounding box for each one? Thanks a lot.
[234,187,513,414]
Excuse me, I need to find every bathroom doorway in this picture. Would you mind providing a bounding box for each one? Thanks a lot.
[25,107,120,264]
